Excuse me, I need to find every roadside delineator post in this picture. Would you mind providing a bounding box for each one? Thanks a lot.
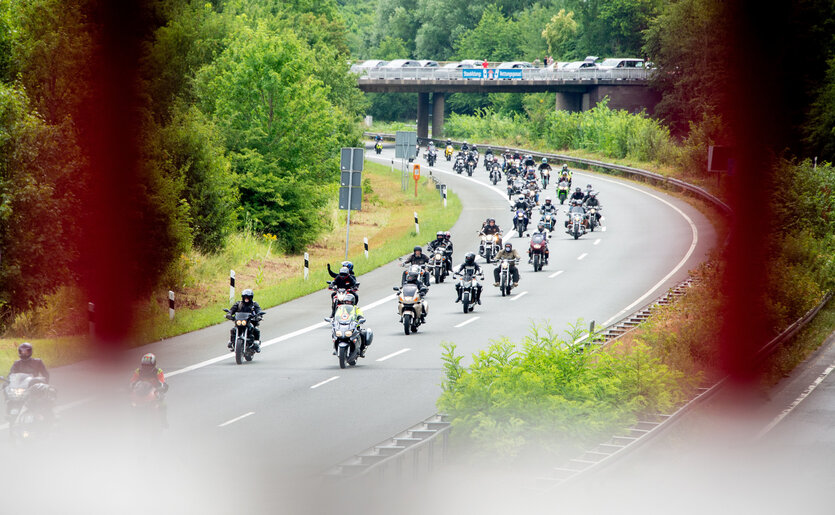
[304,252,310,280]
[414,212,419,235]
[442,184,447,208]
[229,270,235,303]
[364,237,369,259]
[168,291,175,320]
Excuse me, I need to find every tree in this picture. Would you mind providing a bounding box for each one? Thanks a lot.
[195,24,343,251]
[542,9,578,59]
[454,5,524,62]
[805,57,835,162]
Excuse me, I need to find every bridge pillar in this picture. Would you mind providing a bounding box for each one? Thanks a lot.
[417,92,430,140]
[432,93,445,139]
[555,92,582,112]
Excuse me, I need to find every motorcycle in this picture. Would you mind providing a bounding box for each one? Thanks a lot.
[327,282,359,317]
[427,245,449,284]
[393,282,427,335]
[478,233,501,263]
[445,145,453,161]
[587,206,601,231]
[456,266,484,314]
[541,168,551,190]
[540,211,557,232]
[425,148,437,167]
[401,262,430,288]
[374,141,383,155]
[484,153,494,170]
[130,379,167,430]
[454,154,465,174]
[495,259,518,297]
[507,177,525,199]
[2,373,56,443]
[566,208,588,240]
[529,234,548,272]
[326,305,371,369]
[557,181,569,204]
[223,308,264,364]
[513,208,529,235]
[489,162,502,185]
[466,155,476,176]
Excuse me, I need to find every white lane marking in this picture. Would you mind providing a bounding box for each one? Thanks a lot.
[577,253,588,260]
[310,376,340,389]
[454,317,480,328]
[165,294,398,379]
[576,171,700,327]
[510,291,528,301]
[376,348,412,362]
[593,239,601,245]
[756,361,835,439]
[549,270,564,278]
[218,411,255,428]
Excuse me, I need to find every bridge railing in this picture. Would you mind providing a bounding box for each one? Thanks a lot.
[354,67,652,81]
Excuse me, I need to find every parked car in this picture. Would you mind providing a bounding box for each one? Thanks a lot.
[418,60,439,67]
[496,61,534,69]
[350,60,387,74]
[562,60,598,71]
[597,58,645,70]
[382,59,422,68]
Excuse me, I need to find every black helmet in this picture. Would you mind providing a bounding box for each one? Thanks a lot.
[141,353,156,368]
[18,342,33,360]
[242,289,254,303]
[338,266,350,277]
[436,231,444,240]
[413,246,422,254]
[406,270,419,282]
[537,223,545,231]
[464,252,476,265]
[575,187,582,193]
[586,184,592,189]
[488,218,495,224]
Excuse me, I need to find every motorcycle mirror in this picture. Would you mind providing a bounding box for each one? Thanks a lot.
[222,308,230,313]
[324,317,332,322]
[392,287,400,291]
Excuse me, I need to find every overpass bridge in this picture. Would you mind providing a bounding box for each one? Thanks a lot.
[356,68,660,139]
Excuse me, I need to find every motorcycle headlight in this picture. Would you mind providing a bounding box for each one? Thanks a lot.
[335,330,343,337]
[12,388,25,396]
[533,244,541,249]
[345,330,353,337]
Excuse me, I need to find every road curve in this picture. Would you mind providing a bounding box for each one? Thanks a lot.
[0,143,717,514]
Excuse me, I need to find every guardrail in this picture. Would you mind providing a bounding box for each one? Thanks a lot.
[354,67,652,81]
[365,132,732,216]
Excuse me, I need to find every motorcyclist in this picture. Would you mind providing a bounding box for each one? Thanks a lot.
[443,231,454,272]
[485,148,494,158]
[327,260,356,278]
[227,289,264,352]
[570,187,585,202]
[374,135,382,144]
[329,266,360,316]
[480,218,502,240]
[7,342,49,382]
[462,141,469,151]
[538,158,552,173]
[493,242,520,287]
[401,268,429,322]
[540,197,558,215]
[403,246,430,286]
[427,231,446,253]
[583,183,594,201]
[523,154,536,168]
[130,353,169,427]
[584,191,602,225]
[566,199,587,227]
[513,195,529,213]
[453,252,483,304]
[528,222,550,264]
[524,167,537,182]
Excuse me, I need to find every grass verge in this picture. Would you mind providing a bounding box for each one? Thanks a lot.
[0,160,462,372]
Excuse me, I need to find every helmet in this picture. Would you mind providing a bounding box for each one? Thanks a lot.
[342,293,356,305]
[413,246,422,254]
[537,223,545,231]
[464,252,476,265]
[444,231,451,240]
[18,342,33,360]
[406,270,419,282]
[140,353,156,368]
[488,218,495,225]
[545,197,552,204]
[562,164,568,170]
[338,266,350,277]
[436,231,444,240]
[242,289,254,303]
[505,149,511,153]
[341,261,354,272]
[589,191,598,197]
[504,243,512,251]
[541,158,547,164]
[586,183,593,190]
[518,196,525,202]
[575,187,582,193]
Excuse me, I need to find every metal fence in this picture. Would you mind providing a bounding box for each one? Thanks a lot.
[354,67,652,82]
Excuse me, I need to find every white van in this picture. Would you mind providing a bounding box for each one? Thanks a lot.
[598,58,645,70]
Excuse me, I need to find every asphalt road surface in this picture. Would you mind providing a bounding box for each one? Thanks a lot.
[0,143,717,514]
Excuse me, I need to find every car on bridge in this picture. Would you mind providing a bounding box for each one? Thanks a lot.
[496,61,534,69]
[418,60,439,68]
[382,59,422,69]
[349,60,387,74]
[597,58,646,70]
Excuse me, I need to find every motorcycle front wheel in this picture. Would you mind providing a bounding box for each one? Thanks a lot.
[235,339,244,364]
[403,314,412,335]
[338,346,348,369]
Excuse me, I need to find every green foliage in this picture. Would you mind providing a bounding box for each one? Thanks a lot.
[438,322,688,460]
[541,8,578,58]
[0,82,84,312]
[805,57,835,162]
[454,5,524,62]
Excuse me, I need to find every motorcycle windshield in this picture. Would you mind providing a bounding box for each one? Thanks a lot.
[531,234,545,244]
[234,312,251,321]
[402,284,420,298]
[8,373,34,390]
[334,305,357,320]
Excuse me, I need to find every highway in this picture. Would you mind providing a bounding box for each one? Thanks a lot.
[0,143,717,514]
